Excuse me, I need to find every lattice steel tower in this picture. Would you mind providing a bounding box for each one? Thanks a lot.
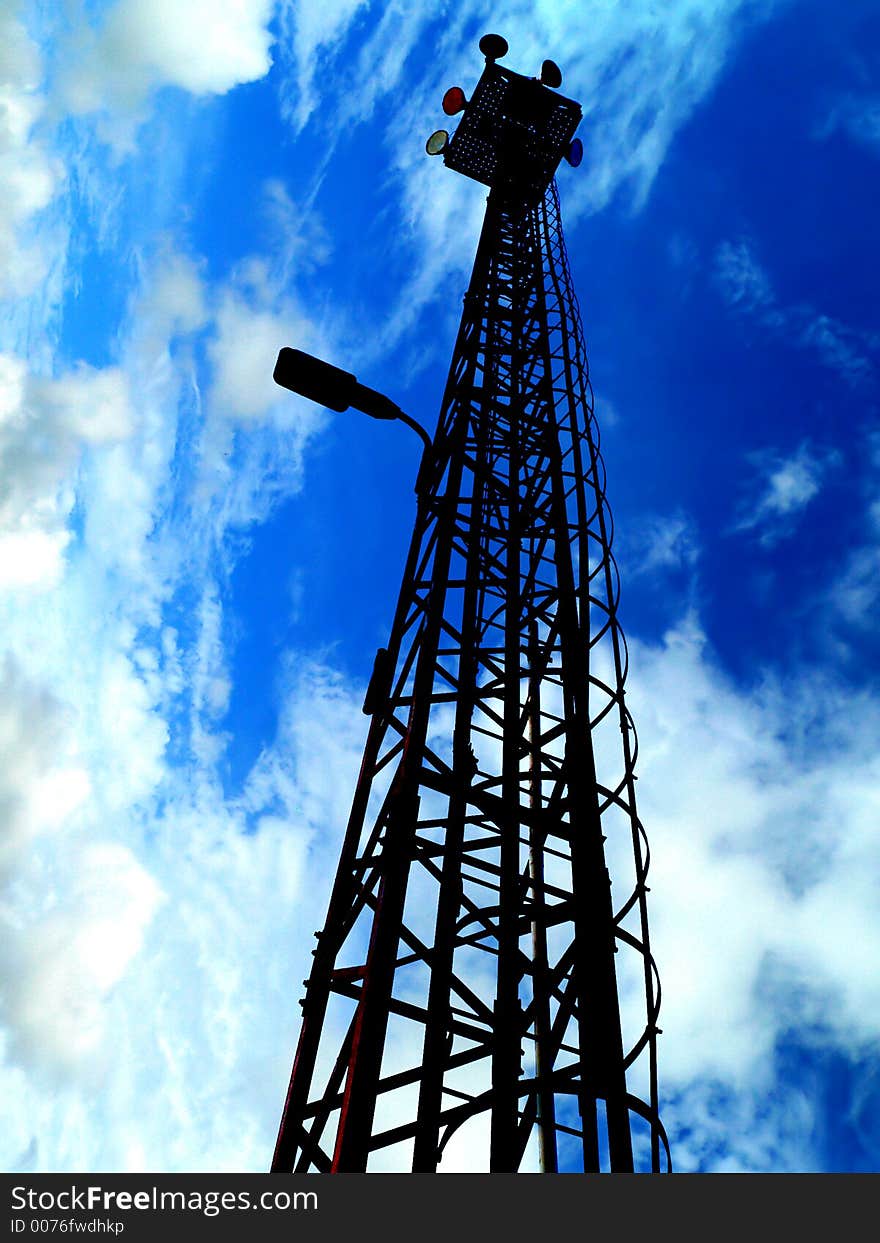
[272,34,670,1174]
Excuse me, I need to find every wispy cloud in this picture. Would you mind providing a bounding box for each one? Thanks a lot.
[731,441,838,546]
[830,432,880,628]
[276,0,372,132]
[714,239,876,388]
[622,510,701,578]
[713,238,778,317]
[816,93,880,157]
[280,0,793,213]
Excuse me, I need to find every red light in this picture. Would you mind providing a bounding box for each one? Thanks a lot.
[442,86,467,116]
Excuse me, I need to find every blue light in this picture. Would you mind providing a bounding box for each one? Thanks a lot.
[566,138,583,167]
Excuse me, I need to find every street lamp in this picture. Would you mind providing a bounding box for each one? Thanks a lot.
[273,348,432,455]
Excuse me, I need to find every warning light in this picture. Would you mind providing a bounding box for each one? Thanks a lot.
[426,129,449,156]
[478,33,508,62]
[540,60,562,89]
[442,86,467,115]
[565,138,583,167]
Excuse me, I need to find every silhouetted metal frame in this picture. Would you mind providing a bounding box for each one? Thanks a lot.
[271,179,669,1175]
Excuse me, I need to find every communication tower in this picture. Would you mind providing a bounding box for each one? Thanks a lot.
[271,34,670,1174]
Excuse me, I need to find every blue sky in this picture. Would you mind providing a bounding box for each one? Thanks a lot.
[1,0,879,1173]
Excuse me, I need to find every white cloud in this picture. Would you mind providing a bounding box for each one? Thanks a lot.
[203,185,341,429]
[628,619,880,1167]
[0,6,64,298]
[34,364,135,443]
[0,657,162,1079]
[58,0,275,130]
[3,841,162,1076]
[0,659,366,1170]
[732,441,837,545]
[138,250,209,343]
[65,229,335,613]
[0,659,89,863]
[0,529,70,590]
[0,175,361,1163]
[209,288,316,423]
[0,353,134,591]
